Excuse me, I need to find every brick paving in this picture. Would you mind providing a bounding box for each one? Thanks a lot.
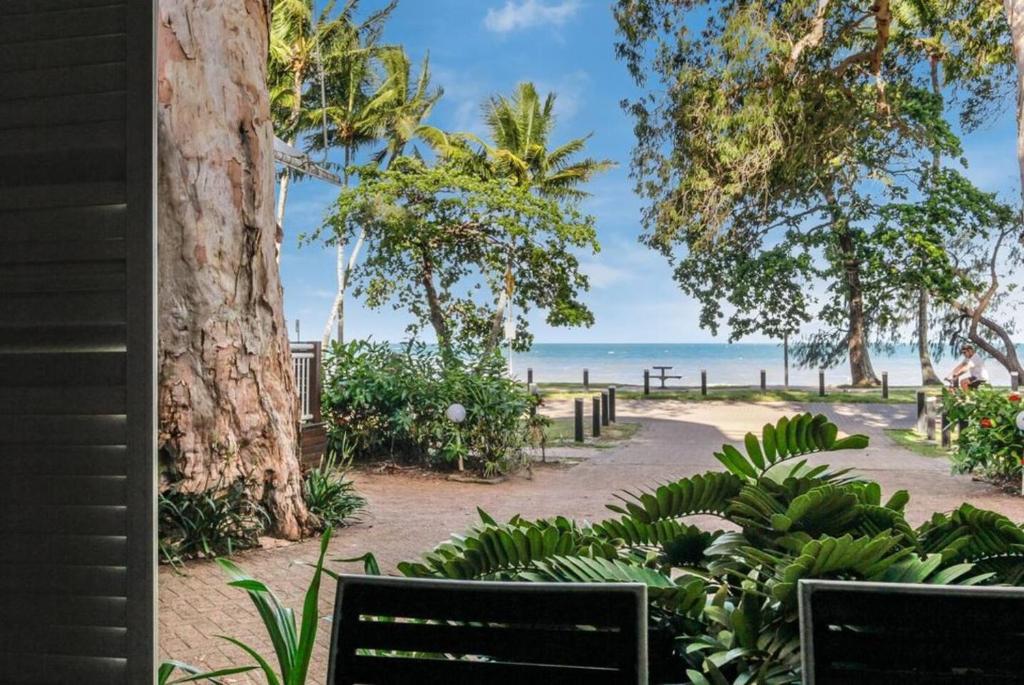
[158,400,1024,682]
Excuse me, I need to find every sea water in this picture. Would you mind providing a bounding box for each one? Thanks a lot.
[509,343,1021,387]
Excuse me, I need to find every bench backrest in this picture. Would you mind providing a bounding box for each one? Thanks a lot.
[800,579,1024,683]
[327,575,648,685]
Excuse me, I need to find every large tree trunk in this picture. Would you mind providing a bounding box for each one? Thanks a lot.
[1005,0,1024,204]
[157,0,310,539]
[918,289,942,385]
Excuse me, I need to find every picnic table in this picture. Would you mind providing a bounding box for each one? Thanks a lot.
[652,365,682,389]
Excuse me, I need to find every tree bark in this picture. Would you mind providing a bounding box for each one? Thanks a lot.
[917,289,941,385]
[1005,0,1024,205]
[829,194,879,387]
[157,0,310,539]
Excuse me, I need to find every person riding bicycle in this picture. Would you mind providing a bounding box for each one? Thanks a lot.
[947,344,989,391]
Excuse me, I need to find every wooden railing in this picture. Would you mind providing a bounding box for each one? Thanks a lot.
[290,341,322,424]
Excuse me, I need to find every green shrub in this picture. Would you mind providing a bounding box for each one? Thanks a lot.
[321,339,536,474]
[943,386,1024,481]
[158,478,269,565]
[304,447,365,530]
[401,413,1024,684]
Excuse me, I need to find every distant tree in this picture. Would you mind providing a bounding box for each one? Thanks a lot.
[614,0,969,385]
[319,158,599,359]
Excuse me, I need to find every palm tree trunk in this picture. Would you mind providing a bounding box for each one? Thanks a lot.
[322,149,352,348]
[158,0,309,539]
[274,168,291,262]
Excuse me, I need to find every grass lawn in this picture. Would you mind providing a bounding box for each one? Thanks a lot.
[543,416,641,448]
[538,383,943,405]
[884,428,952,459]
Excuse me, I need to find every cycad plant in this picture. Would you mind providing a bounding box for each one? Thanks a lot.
[401,413,1024,684]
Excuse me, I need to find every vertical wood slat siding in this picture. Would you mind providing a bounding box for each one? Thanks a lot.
[0,2,155,684]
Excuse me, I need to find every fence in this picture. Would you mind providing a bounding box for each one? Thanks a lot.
[290,341,322,423]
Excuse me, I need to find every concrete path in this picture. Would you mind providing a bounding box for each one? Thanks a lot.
[158,401,1024,681]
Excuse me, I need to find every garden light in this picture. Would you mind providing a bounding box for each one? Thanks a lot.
[446,403,467,424]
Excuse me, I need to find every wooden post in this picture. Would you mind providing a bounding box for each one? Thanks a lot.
[940,413,951,448]
[574,399,584,443]
[608,386,616,422]
[592,397,601,438]
[310,341,323,423]
[701,369,707,396]
[760,369,767,391]
[927,415,937,441]
[643,369,650,396]
[583,368,590,390]
[819,370,826,397]
[1012,372,1020,391]
[527,368,533,385]
[601,391,610,426]
[881,372,889,400]
[916,391,926,434]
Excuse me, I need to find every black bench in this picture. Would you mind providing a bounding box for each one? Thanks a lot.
[799,579,1024,683]
[327,575,648,684]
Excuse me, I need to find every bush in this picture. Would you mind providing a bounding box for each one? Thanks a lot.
[400,413,1024,683]
[943,386,1024,481]
[321,340,537,474]
[304,446,366,530]
[158,477,269,565]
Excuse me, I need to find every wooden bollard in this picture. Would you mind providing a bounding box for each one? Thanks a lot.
[940,413,951,448]
[527,367,533,385]
[701,369,707,396]
[926,415,937,441]
[592,397,601,438]
[882,372,889,400]
[916,391,926,434]
[608,386,616,423]
[583,368,590,390]
[1012,372,1020,391]
[643,369,650,396]
[601,391,610,426]
[819,370,826,397]
[760,369,766,391]
[574,399,584,443]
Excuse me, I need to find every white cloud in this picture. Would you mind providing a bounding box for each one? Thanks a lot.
[484,0,582,33]
[579,260,633,289]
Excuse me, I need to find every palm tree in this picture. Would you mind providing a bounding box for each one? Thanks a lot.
[480,82,614,199]
[268,0,396,233]
[313,45,443,346]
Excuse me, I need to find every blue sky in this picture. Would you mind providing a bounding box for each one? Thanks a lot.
[279,0,1021,345]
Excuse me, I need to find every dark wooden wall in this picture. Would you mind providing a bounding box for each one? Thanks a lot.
[0,1,157,682]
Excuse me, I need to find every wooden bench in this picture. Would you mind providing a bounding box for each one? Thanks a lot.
[799,579,1024,683]
[327,575,648,684]
[652,365,682,389]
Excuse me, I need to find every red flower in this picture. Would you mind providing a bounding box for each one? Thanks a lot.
[980,417,994,429]
[1009,393,1022,403]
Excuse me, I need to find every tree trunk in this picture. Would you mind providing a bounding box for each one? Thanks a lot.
[918,289,942,385]
[157,0,310,539]
[830,196,878,387]
[1005,0,1024,205]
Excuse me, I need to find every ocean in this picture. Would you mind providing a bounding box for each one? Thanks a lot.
[508,343,1021,387]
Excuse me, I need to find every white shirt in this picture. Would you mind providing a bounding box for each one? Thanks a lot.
[963,355,989,381]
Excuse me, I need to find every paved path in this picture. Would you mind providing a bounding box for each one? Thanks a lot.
[158,401,1024,681]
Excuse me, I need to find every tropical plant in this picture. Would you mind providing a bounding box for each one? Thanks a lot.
[159,477,270,565]
[303,444,366,529]
[476,82,614,199]
[401,413,1024,683]
[943,386,1024,481]
[321,339,538,474]
[158,660,254,685]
